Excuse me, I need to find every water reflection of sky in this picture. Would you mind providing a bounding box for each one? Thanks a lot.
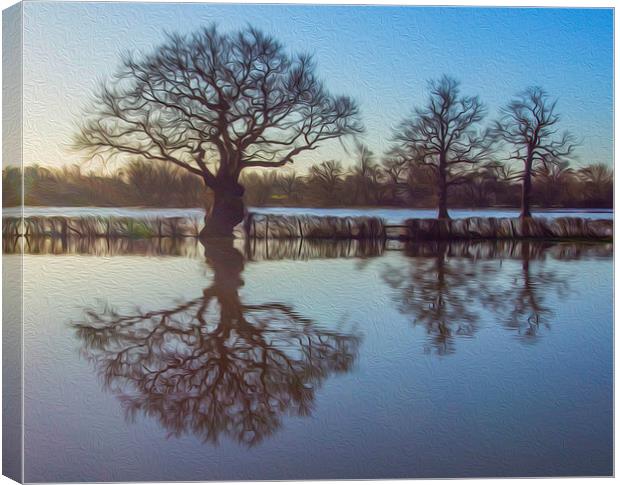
[13,239,613,481]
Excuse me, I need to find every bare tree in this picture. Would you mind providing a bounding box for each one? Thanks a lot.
[533,161,575,208]
[381,155,408,204]
[74,25,362,237]
[275,171,301,202]
[462,163,504,207]
[578,163,613,205]
[350,142,383,205]
[493,87,577,218]
[308,160,345,204]
[391,76,492,219]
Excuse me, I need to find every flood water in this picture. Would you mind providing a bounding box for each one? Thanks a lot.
[8,234,612,481]
[3,205,613,224]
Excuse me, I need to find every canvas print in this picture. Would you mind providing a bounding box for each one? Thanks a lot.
[2,2,614,482]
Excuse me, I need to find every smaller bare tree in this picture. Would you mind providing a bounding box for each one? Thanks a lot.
[380,152,410,204]
[578,163,613,205]
[493,87,577,218]
[275,171,301,202]
[351,142,382,205]
[391,76,493,219]
[308,160,345,205]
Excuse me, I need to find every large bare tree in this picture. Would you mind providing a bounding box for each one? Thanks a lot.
[391,76,492,219]
[74,26,362,237]
[492,87,577,218]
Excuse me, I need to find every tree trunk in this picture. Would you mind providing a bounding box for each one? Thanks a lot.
[520,156,533,219]
[200,178,245,239]
[437,156,450,219]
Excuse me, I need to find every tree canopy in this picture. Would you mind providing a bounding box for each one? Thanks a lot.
[391,76,493,218]
[75,26,363,185]
[492,87,577,217]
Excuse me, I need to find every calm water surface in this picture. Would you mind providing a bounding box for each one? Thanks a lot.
[11,237,613,481]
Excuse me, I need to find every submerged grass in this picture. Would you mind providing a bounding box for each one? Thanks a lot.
[3,215,202,239]
[2,213,613,241]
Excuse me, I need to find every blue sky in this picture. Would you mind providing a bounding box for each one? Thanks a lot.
[22,3,613,171]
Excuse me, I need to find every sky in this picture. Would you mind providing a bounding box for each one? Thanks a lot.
[20,2,613,172]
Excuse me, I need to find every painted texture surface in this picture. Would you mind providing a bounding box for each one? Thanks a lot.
[4,3,614,481]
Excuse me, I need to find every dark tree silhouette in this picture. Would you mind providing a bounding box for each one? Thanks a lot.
[493,87,577,218]
[381,154,409,203]
[391,76,492,219]
[274,171,301,203]
[308,160,345,204]
[532,161,574,208]
[461,163,505,207]
[350,143,382,205]
[578,163,613,206]
[73,241,360,446]
[74,26,362,238]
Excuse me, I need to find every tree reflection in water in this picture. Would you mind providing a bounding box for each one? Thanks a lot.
[73,240,360,446]
[383,242,484,355]
[383,241,580,354]
[480,241,570,342]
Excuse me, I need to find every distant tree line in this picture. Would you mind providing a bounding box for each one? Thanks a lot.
[4,154,612,209]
